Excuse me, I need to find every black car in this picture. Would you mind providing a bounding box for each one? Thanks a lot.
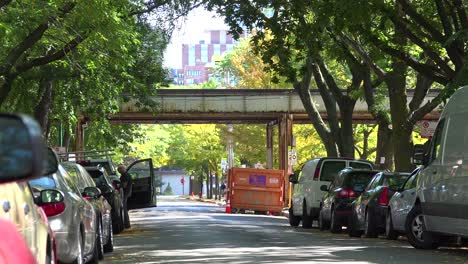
[319,168,379,233]
[348,171,411,238]
[83,165,125,234]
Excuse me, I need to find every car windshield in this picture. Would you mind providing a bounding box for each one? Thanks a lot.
[344,172,376,191]
[87,169,108,186]
[89,161,115,176]
[385,174,411,189]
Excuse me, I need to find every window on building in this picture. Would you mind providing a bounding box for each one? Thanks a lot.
[201,44,208,63]
[213,44,221,56]
[226,45,234,52]
[188,45,195,66]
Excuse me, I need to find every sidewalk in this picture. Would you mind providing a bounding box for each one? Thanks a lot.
[181,195,226,206]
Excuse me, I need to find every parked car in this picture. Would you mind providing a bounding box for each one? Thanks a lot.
[83,165,125,234]
[30,160,100,264]
[0,113,58,264]
[409,86,468,249]
[288,158,374,228]
[386,167,421,240]
[62,162,114,256]
[348,171,411,238]
[319,168,379,233]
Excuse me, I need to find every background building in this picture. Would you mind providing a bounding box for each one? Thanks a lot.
[171,29,248,86]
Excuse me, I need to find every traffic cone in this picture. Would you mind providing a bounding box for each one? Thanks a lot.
[225,199,232,214]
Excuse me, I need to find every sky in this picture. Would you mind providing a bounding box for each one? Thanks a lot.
[163,8,229,69]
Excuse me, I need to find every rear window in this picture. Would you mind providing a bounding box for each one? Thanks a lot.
[29,176,57,189]
[385,174,411,189]
[320,161,346,182]
[349,162,372,170]
[89,161,115,176]
[86,170,108,186]
[343,172,376,189]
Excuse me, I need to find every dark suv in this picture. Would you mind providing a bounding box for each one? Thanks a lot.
[83,166,125,234]
[319,168,379,233]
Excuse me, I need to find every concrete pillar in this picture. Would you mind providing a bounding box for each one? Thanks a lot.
[278,114,293,206]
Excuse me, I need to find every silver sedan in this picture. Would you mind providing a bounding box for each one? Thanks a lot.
[30,164,99,264]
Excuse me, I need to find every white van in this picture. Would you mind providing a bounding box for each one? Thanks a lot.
[408,86,468,249]
[288,158,373,228]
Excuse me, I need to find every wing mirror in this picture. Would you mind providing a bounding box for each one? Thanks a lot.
[0,114,45,183]
[83,186,102,199]
[40,189,64,204]
[412,142,429,166]
[289,174,298,184]
[320,185,329,192]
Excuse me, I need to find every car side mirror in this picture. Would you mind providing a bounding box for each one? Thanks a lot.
[412,144,425,165]
[289,174,298,184]
[40,189,64,204]
[0,114,45,183]
[83,186,102,199]
[320,185,328,192]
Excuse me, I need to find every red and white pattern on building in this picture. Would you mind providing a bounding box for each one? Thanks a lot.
[172,30,249,86]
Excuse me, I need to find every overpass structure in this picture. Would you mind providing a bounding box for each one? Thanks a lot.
[107,88,441,172]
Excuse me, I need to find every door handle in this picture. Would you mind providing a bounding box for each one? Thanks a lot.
[24,204,30,215]
[3,201,11,213]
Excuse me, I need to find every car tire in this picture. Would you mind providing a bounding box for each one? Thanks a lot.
[318,210,328,231]
[302,202,313,228]
[45,236,54,264]
[364,209,378,238]
[405,204,440,249]
[73,231,84,264]
[348,212,363,238]
[385,210,399,240]
[97,220,104,260]
[288,206,301,227]
[330,208,342,233]
[104,218,114,253]
[89,230,100,264]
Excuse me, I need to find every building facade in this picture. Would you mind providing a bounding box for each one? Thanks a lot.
[172,30,248,86]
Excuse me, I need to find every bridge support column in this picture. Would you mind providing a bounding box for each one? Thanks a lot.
[266,123,274,169]
[278,114,293,207]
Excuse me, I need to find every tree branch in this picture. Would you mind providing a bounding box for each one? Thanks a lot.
[409,73,434,112]
[15,34,86,75]
[453,0,468,29]
[434,0,453,37]
[367,31,449,85]
[315,55,345,104]
[396,0,445,43]
[0,2,76,76]
[0,0,11,9]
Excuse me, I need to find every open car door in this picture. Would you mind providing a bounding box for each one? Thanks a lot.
[126,158,156,209]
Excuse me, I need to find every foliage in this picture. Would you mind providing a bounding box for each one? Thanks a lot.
[163,182,173,195]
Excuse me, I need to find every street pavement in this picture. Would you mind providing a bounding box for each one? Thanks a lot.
[102,196,468,264]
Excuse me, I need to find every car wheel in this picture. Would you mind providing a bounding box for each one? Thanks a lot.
[385,210,399,240]
[288,206,301,227]
[330,208,342,233]
[104,218,114,253]
[89,229,100,264]
[318,210,327,231]
[302,202,313,228]
[364,209,378,238]
[348,211,363,238]
[45,236,54,264]
[405,204,440,249]
[97,220,104,260]
[73,231,84,264]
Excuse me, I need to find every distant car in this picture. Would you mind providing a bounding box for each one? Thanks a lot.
[83,165,125,234]
[318,168,379,233]
[62,162,114,256]
[30,163,100,264]
[289,158,374,228]
[0,114,58,264]
[386,168,421,240]
[348,171,411,238]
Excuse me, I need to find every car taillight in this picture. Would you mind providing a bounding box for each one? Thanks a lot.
[83,196,89,200]
[41,202,66,217]
[313,166,320,181]
[379,187,389,206]
[112,182,120,190]
[338,189,357,198]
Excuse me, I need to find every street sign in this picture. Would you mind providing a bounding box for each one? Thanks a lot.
[221,159,227,170]
[288,149,298,166]
[419,121,437,138]
[180,178,185,185]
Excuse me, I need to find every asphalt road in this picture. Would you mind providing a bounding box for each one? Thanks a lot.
[102,196,467,264]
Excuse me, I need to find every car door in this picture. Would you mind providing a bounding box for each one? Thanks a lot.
[315,160,346,209]
[392,173,417,231]
[126,159,156,209]
[292,170,305,215]
[356,174,381,225]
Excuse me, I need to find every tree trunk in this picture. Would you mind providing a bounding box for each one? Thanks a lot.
[205,169,209,199]
[209,170,213,199]
[339,99,356,158]
[375,122,394,170]
[34,79,54,138]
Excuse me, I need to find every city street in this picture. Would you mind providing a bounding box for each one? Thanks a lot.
[103,196,468,264]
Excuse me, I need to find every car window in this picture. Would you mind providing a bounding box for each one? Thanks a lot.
[429,118,445,163]
[78,166,97,188]
[385,174,410,189]
[444,113,468,166]
[60,166,81,194]
[29,176,57,189]
[63,164,86,192]
[320,161,346,182]
[367,174,382,190]
[349,162,372,170]
[403,174,417,190]
[87,169,108,187]
[344,172,375,190]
